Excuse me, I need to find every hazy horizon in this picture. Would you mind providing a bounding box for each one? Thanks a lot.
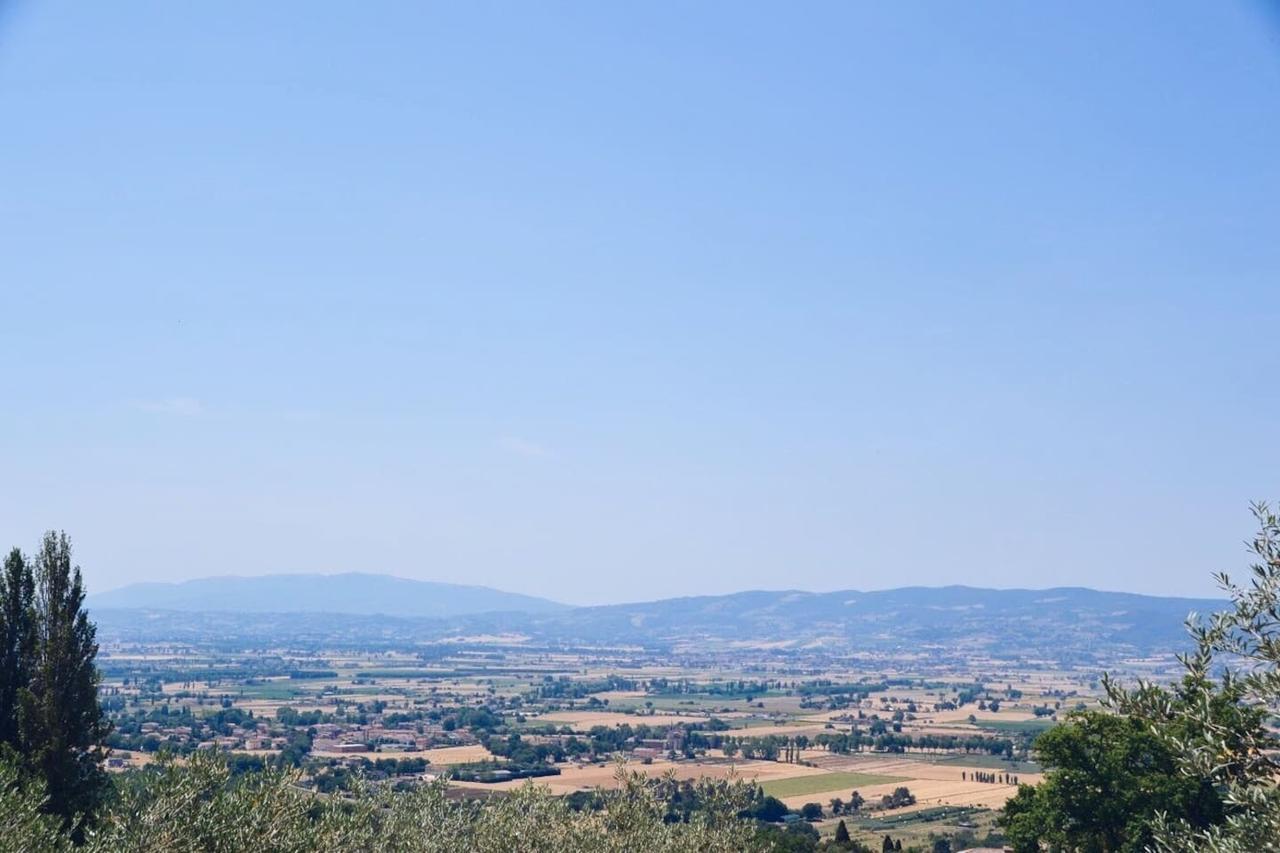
[3,2,1279,605]
[87,567,1229,609]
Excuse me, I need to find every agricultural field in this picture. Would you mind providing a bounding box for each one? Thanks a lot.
[760,771,906,799]
[93,624,1149,849]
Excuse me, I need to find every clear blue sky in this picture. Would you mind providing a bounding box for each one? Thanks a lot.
[2,2,1278,604]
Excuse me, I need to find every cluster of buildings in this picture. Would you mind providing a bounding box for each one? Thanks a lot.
[629,728,686,761]
[311,720,474,755]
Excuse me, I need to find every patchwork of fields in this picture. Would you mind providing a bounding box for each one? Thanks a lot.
[98,623,1154,849]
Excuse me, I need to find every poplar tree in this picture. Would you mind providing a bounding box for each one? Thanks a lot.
[0,547,36,751]
[16,532,110,829]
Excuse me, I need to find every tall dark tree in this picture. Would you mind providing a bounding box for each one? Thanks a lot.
[17,532,110,829]
[0,548,37,751]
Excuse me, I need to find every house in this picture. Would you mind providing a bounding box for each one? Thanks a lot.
[332,742,367,754]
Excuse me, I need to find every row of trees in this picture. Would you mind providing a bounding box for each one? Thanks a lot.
[0,533,109,838]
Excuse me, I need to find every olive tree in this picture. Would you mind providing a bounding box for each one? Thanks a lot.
[1104,503,1280,852]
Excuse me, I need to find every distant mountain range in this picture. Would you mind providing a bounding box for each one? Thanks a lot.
[513,585,1223,658]
[88,572,568,619]
[89,573,1225,662]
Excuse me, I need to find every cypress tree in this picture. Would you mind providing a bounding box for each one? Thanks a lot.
[0,547,36,751]
[17,531,110,830]
[835,819,851,843]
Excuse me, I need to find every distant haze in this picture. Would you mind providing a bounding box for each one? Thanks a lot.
[88,573,567,619]
[2,3,1278,604]
[88,574,1226,661]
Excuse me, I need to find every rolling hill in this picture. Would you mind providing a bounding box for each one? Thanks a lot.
[513,584,1223,657]
[88,574,1224,662]
[88,572,567,619]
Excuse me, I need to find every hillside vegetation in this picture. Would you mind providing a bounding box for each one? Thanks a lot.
[0,754,772,853]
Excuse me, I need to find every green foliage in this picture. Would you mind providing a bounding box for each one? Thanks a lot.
[22,751,777,852]
[753,822,822,852]
[879,786,914,809]
[742,791,790,822]
[0,548,37,750]
[0,755,71,853]
[1103,502,1280,851]
[0,533,110,833]
[1001,710,1222,852]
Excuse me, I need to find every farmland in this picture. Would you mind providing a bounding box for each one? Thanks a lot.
[88,605,1184,852]
[760,771,906,799]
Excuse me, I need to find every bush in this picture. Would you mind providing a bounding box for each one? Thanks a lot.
[1,751,786,852]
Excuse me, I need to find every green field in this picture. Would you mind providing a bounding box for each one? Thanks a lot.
[761,771,906,799]
[978,718,1056,735]
[235,683,314,700]
[928,753,1041,772]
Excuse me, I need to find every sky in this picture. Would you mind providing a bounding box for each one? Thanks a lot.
[1,2,1278,605]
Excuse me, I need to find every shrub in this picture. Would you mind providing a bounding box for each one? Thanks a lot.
[12,751,778,852]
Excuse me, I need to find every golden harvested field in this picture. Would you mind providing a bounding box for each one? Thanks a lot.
[769,753,1041,810]
[721,721,832,737]
[451,758,828,796]
[778,775,1021,810]
[806,753,1039,782]
[591,690,648,703]
[534,710,709,728]
[418,745,494,765]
